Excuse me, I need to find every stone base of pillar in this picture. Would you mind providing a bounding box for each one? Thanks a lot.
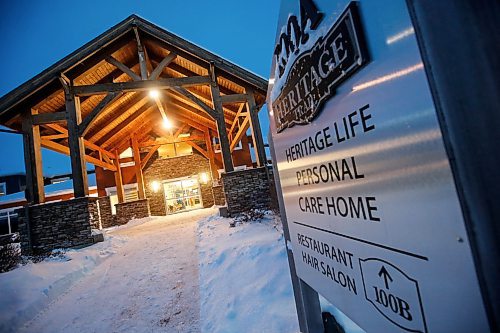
[221,167,272,216]
[16,197,98,255]
[212,185,226,206]
[95,196,114,228]
[115,199,150,225]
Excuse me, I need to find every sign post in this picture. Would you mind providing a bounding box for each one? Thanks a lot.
[267,0,498,332]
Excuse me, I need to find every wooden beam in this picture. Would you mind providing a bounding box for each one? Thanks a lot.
[102,107,162,153]
[164,93,225,127]
[204,130,219,179]
[32,111,67,125]
[72,75,211,96]
[22,109,45,203]
[105,56,141,81]
[184,87,237,119]
[169,86,217,119]
[174,123,188,138]
[97,104,156,147]
[246,87,267,167]
[141,145,160,170]
[149,52,177,80]
[41,133,67,140]
[65,93,89,197]
[78,92,121,136]
[133,26,149,80]
[114,150,125,203]
[138,135,204,147]
[131,134,146,199]
[229,103,247,136]
[44,123,115,159]
[230,115,250,152]
[220,93,248,104]
[85,93,150,142]
[209,63,234,172]
[41,139,116,171]
[153,97,168,122]
[149,53,239,99]
[168,109,217,132]
[138,30,268,94]
[102,153,113,165]
[187,141,208,158]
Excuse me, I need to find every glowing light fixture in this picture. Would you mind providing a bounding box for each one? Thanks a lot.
[149,89,160,99]
[162,117,173,129]
[199,172,210,184]
[151,181,161,193]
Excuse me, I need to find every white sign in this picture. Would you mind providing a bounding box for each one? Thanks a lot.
[268,1,490,332]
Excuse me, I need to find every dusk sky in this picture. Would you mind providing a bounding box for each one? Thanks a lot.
[0,0,280,176]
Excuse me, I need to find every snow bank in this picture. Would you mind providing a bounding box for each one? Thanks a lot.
[0,233,127,333]
[197,210,300,333]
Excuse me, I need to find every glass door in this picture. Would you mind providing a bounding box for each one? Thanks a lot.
[163,178,202,214]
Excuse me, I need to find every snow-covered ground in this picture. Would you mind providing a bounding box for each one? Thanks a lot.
[0,208,301,333]
[198,211,299,333]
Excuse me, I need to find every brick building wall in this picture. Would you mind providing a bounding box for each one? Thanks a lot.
[115,199,150,225]
[16,197,97,255]
[143,153,215,216]
[221,167,272,216]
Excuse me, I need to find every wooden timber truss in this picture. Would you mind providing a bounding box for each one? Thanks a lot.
[0,15,268,204]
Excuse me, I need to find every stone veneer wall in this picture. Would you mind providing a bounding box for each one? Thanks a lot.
[212,185,226,206]
[16,197,97,255]
[221,167,272,216]
[96,196,115,229]
[143,153,215,215]
[115,199,150,225]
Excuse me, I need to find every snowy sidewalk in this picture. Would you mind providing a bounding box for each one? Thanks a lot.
[18,209,210,333]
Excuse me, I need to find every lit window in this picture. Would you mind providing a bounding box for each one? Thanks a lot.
[157,135,193,159]
[0,182,6,196]
[158,144,176,158]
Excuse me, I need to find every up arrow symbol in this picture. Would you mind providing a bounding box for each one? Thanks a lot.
[378,266,393,289]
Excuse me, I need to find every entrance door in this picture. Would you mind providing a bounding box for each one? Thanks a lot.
[163,178,203,214]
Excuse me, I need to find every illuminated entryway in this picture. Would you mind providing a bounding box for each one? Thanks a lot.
[163,177,203,214]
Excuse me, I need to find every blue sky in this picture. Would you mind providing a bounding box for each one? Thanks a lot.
[0,0,280,176]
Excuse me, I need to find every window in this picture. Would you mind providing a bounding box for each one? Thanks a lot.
[106,184,139,215]
[0,182,6,196]
[158,135,193,159]
[213,137,242,153]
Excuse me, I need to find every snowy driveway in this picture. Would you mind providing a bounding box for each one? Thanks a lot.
[20,209,212,333]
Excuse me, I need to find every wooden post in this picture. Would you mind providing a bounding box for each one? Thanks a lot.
[246,88,267,167]
[131,135,146,199]
[113,149,125,203]
[21,109,45,204]
[204,130,219,180]
[65,91,89,197]
[209,63,234,172]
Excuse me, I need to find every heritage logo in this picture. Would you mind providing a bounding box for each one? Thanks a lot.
[272,2,368,133]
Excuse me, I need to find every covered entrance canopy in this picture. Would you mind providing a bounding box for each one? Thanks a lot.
[0,15,268,205]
